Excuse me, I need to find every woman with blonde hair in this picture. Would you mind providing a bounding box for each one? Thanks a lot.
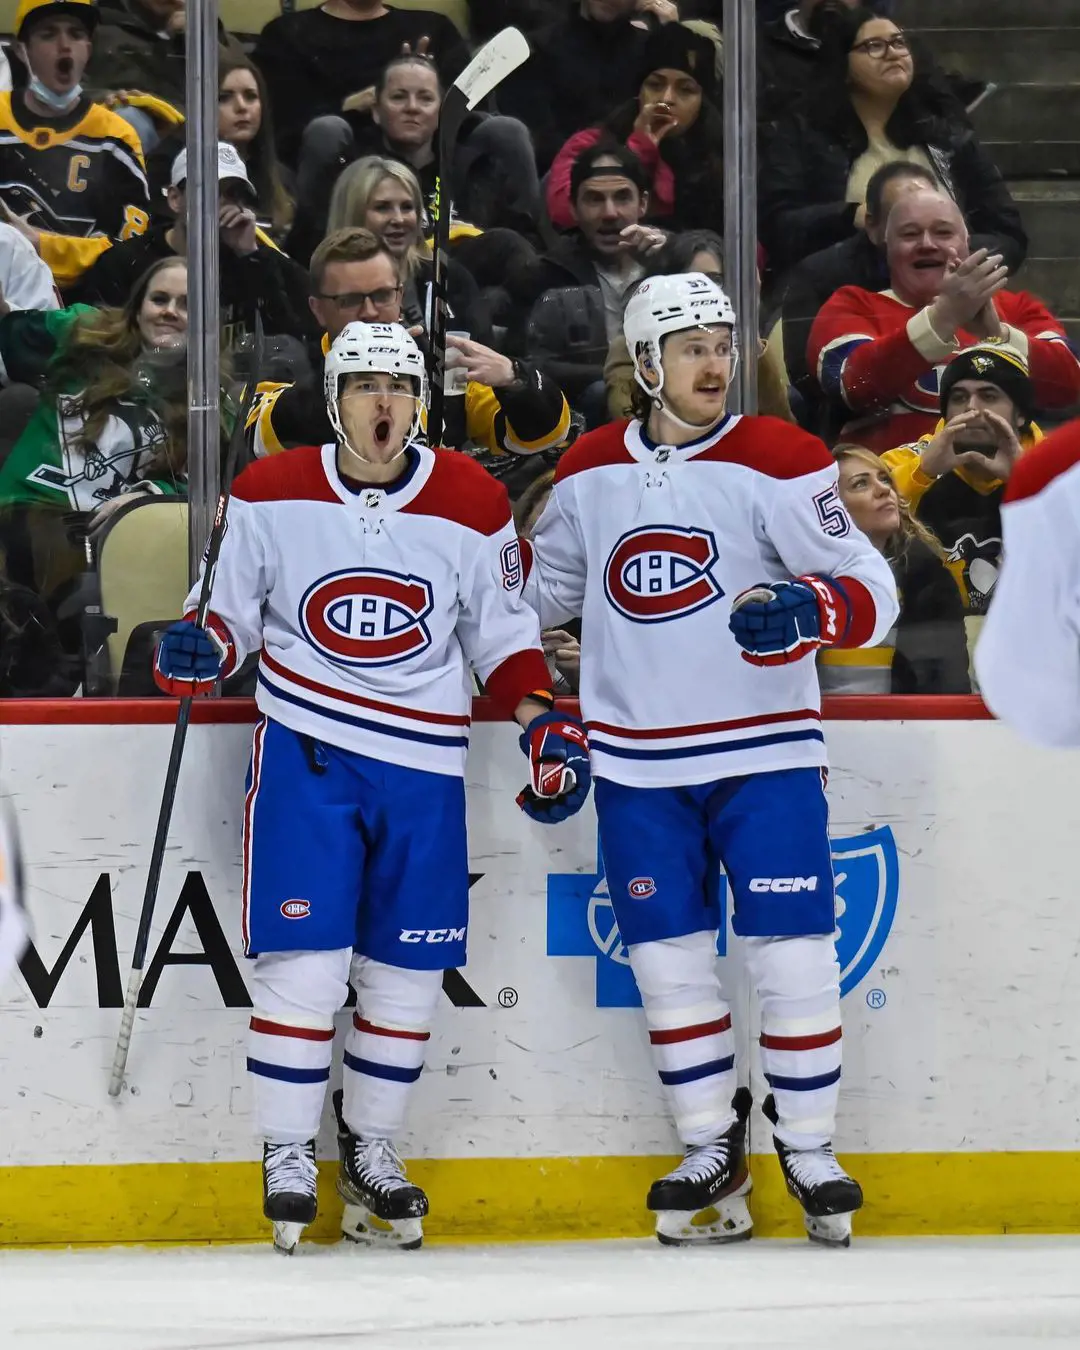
[327,155,486,340]
[0,259,233,652]
[821,444,970,694]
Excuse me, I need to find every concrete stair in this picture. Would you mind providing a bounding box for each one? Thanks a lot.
[898,0,1080,350]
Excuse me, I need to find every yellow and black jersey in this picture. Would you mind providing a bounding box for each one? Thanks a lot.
[0,91,150,288]
[247,337,572,462]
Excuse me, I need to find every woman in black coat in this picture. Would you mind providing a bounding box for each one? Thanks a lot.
[819,444,971,696]
[758,6,1026,278]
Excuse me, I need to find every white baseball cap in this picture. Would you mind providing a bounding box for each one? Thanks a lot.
[169,142,257,204]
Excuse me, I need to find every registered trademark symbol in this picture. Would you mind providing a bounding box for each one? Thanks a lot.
[497,987,518,1008]
[866,988,886,1010]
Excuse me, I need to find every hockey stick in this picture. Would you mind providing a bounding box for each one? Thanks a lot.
[108,314,265,1099]
[426,26,530,447]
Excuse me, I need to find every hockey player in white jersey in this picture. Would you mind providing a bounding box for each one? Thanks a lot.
[523,274,898,1247]
[152,322,591,1254]
[975,417,1080,745]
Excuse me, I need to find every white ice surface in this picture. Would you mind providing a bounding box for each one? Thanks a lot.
[2,1237,1078,1350]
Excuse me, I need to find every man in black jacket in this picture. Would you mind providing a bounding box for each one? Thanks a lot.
[781,159,936,414]
[71,143,317,346]
[505,142,666,422]
[759,0,862,131]
[498,0,663,174]
[253,0,468,169]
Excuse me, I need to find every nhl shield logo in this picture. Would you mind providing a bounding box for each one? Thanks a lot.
[831,825,900,997]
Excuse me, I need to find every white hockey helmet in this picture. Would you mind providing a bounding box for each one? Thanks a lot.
[325,321,429,448]
[624,272,738,400]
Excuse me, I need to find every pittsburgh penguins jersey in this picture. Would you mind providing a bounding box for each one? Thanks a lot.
[976,417,1080,748]
[809,286,1080,453]
[0,92,150,288]
[184,441,550,777]
[523,416,898,789]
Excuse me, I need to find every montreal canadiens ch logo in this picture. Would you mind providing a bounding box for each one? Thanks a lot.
[604,525,724,623]
[300,567,434,667]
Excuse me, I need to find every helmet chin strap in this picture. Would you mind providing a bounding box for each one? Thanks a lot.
[650,393,728,435]
[338,429,408,470]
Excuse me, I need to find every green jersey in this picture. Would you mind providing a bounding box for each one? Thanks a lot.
[0,306,183,512]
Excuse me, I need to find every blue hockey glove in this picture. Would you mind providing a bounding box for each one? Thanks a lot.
[517,710,592,824]
[728,575,851,667]
[153,619,229,697]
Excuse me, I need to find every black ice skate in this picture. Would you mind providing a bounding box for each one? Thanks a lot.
[333,1089,428,1250]
[646,1087,753,1246]
[763,1094,863,1248]
[262,1140,318,1254]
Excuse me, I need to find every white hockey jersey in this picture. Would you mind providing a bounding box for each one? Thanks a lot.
[524,415,898,788]
[975,417,1080,748]
[186,441,550,776]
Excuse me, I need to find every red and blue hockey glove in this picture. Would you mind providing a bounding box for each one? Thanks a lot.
[517,710,592,823]
[153,619,228,697]
[728,575,851,667]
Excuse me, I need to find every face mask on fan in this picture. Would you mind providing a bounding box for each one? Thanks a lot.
[27,74,83,114]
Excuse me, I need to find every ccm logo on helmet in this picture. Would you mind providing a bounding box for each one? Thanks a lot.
[300,568,434,667]
[749,877,819,894]
[399,927,467,944]
[280,899,311,919]
[604,525,724,623]
[628,876,656,898]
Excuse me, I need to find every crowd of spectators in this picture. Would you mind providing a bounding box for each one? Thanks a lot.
[0,0,1076,700]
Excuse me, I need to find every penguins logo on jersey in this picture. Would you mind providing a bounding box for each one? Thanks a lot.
[299,568,434,667]
[603,525,724,623]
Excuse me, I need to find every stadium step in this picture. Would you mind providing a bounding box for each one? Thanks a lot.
[899,0,1080,27]
[926,27,1080,86]
[899,0,1080,374]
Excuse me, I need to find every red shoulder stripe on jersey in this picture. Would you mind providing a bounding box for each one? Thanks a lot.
[554,422,634,484]
[232,444,339,504]
[484,649,553,719]
[831,576,877,648]
[1004,418,1080,504]
[519,537,534,584]
[694,416,834,480]
[400,448,511,535]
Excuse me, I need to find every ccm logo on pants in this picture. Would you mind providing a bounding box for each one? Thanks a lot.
[399,927,467,944]
[748,877,819,894]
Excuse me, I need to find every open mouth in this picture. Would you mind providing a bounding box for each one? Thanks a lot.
[57,56,74,79]
[373,417,393,450]
[913,257,945,271]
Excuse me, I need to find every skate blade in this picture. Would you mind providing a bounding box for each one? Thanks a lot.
[271,1220,306,1254]
[341,1201,423,1251]
[805,1211,854,1248]
[655,1185,753,1247]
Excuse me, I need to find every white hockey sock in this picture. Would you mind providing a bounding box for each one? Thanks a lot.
[629,932,738,1147]
[342,956,442,1140]
[247,948,351,1143]
[745,935,842,1150]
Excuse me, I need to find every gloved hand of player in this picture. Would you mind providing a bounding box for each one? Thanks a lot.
[517,709,592,823]
[728,575,850,667]
[153,619,227,697]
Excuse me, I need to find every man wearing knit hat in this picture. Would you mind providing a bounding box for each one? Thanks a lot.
[0,0,152,290]
[881,344,1041,615]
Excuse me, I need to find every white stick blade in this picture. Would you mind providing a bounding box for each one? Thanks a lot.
[456,27,530,111]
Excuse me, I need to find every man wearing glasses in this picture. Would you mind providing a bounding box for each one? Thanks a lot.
[248,226,572,464]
